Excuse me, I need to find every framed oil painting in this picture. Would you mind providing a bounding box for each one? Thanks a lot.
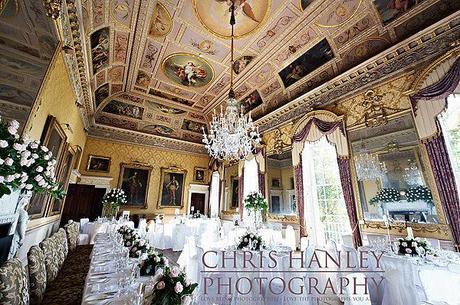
[278,39,334,88]
[27,116,68,219]
[162,53,214,87]
[118,163,153,208]
[158,167,187,208]
[231,176,239,208]
[48,146,75,216]
[86,155,111,173]
[241,90,263,114]
[194,167,206,183]
[90,27,110,74]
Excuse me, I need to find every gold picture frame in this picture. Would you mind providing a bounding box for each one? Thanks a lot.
[86,155,111,173]
[118,163,153,208]
[193,167,206,183]
[157,167,187,208]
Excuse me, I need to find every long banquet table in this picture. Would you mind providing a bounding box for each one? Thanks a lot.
[81,233,155,305]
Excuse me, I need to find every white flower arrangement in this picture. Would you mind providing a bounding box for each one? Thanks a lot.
[397,237,431,256]
[0,117,63,199]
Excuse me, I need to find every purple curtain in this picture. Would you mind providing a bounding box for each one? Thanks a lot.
[425,134,460,250]
[293,117,345,143]
[239,173,244,220]
[294,161,306,237]
[337,157,363,248]
[410,57,460,111]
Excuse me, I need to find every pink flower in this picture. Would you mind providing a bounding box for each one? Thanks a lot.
[156,281,165,290]
[170,266,180,278]
[174,282,183,294]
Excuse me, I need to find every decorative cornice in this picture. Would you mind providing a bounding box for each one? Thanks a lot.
[257,14,460,132]
[362,221,451,239]
[43,0,63,19]
[87,127,207,155]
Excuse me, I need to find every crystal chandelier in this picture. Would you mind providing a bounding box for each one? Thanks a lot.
[202,2,260,161]
[354,152,387,181]
[403,159,422,186]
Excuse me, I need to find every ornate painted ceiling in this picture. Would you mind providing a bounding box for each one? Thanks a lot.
[0,0,59,128]
[57,0,460,153]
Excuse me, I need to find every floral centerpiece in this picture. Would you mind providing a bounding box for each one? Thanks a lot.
[152,266,198,305]
[129,238,152,258]
[406,185,433,204]
[102,188,127,218]
[244,191,268,228]
[117,225,139,247]
[237,232,264,251]
[139,250,168,276]
[0,118,64,199]
[369,188,401,205]
[397,237,431,256]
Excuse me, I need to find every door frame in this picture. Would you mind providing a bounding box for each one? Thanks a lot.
[188,184,209,215]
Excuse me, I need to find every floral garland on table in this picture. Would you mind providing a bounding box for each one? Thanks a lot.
[0,118,64,199]
[397,237,432,256]
[117,225,139,247]
[139,250,168,276]
[129,238,153,258]
[237,232,264,251]
[406,185,433,204]
[369,188,401,205]
[152,266,198,305]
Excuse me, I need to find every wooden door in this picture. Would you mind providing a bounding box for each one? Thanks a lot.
[60,184,105,226]
[190,193,206,215]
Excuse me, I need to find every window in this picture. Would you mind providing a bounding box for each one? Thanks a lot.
[439,93,460,196]
[302,137,351,245]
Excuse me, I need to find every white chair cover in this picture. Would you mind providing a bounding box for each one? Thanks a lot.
[78,234,90,245]
[285,225,296,250]
[173,223,187,251]
[80,218,89,233]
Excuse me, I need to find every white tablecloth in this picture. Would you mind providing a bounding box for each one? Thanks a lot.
[82,221,135,244]
[81,233,154,305]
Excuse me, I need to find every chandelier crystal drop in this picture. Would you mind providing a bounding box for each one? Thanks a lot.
[354,152,387,181]
[202,2,261,161]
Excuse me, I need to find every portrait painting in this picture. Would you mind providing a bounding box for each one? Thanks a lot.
[158,167,187,208]
[192,0,270,38]
[27,116,67,219]
[240,90,263,114]
[231,176,239,208]
[194,167,206,183]
[102,99,144,119]
[118,163,153,208]
[374,0,426,24]
[279,39,334,88]
[182,119,207,134]
[162,53,214,87]
[272,178,281,188]
[142,124,176,137]
[148,3,172,37]
[233,55,255,75]
[91,27,110,74]
[86,155,111,173]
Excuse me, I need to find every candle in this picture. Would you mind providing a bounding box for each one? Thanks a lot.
[407,227,414,239]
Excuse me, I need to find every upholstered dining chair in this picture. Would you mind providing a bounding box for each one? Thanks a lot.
[64,220,80,251]
[0,258,29,305]
[39,236,60,283]
[27,245,47,305]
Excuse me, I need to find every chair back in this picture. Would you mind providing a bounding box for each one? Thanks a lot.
[0,258,29,305]
[79,218,89,232]
[285,225,296,250]
[28,245,47,305]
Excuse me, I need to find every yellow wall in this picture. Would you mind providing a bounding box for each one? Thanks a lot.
[25,51,86,149]
[24,50,87,227]
[80,137,210,215]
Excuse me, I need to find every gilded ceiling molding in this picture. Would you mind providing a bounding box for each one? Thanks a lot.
[43,0,62,19]
[257,16,460,133]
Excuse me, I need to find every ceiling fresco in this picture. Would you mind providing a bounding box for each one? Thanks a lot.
[57,0,460,152]
[0,0,59,127]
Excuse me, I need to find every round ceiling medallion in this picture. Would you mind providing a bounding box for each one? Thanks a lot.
[192,0,271,39]
[162,53,214,87]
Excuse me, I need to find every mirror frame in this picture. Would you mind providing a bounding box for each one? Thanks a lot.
[220,161,241,219]
[348,110,451,239]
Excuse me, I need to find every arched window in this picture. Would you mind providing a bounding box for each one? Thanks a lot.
[302,137,351,245]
